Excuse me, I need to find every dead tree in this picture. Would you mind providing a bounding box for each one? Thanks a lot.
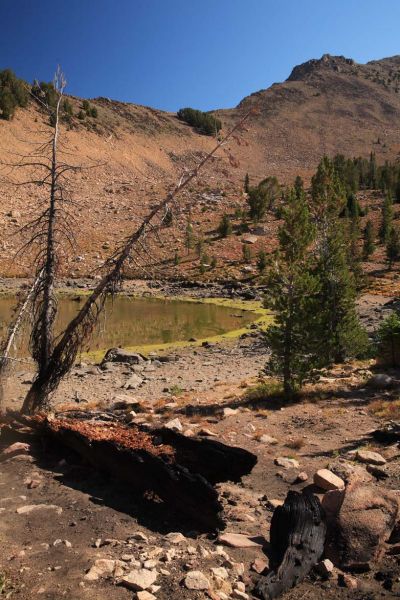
[21,109,253,414]
[0,68,84,408]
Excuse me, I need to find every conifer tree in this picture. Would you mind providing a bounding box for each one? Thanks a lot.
[218,214,232,238]
[386,227,400,269]
[314,220,368,363]
[311,157,368,363]
[242,243,252,263]
[363,220,375,259]
[256,249,267,273]
[380,194,393,243]
[264,188,319,397]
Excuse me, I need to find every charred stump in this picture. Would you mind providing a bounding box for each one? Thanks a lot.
[255,491,326,599]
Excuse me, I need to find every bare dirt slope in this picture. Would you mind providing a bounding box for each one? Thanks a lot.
[1,53,400,277]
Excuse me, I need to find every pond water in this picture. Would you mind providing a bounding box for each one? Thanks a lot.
[0,295,255,356]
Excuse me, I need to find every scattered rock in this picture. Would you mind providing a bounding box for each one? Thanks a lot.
[296,471,309,483]
[274,457,300,469]
[367,374,393,389]
[356,450,387,466]
[164,419,183,432]
[314,469,345,491]
[258,434,278,444]
[124,374,144,390]
[0,442,30,461]
[102,348,145,365]
[338,573,359,590]
[251,558,269,574]
[184,570,210,590]
[211,567,229,580]
[198,428,218,437]
[85,559,116,581]
[223,408,239,417]
[325,481,398,570]
[121,568,158,591]
[136,592,156,600]
[16,504,62,515]
[217,532,265,548]
[315,558,334,578]
[164,532,185,544]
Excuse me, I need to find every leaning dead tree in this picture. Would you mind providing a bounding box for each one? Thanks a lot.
[20,107,253,414]
[0,68,85,402]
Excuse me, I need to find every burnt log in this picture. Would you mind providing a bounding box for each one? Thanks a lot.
[255,491,326,599]
[153,426,257,484]
[12,415,256,532]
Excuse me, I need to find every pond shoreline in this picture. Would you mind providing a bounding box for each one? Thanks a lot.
[0,277,271,359]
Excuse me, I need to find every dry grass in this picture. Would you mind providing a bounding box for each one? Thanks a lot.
[369,398,400,420]
[285,437,306,450]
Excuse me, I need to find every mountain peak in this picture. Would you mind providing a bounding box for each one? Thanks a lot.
[287,54,356,81]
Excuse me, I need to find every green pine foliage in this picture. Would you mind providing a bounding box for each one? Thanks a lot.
[314,219,369,363]
[363,220,375,259]
[242,244,252,263]
[0,69,29,120]
[380,194,393,243]
[264,188,320,397]
[256,249,267,273]
[244,173,250,193]
[376,311,400,367]
[177,107,221,136]
[386,227,400,268]
[247,176,280,221]
[218,214,232,238]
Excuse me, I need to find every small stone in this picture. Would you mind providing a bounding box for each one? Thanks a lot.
[223,408,239,417]
[129,532,149,543]
[314,469,345,491]
[218,533,265,548]
[232,590,249,600]
[356,450,387,466]
[136,592,156,600]
[315,559,334,578]
[184,570,210,590]
[85,559,116,581]
[1,442,30,459]
[251,558,269,574]
[259,434,278,444]
[211,567,229,580]
[274,457,299,469]
[121,569,158,591]
[164,532,185,544]
[164,419,183,432]
[16,504,62,515]
[266,499,284,511]
[143,560,158,569]
[199,428,218,437]
[338,573,359,590]
[296,471,309,482]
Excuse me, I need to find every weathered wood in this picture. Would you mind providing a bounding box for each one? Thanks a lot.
[255,491,326,599]
[8,415,256,532]
[153,426,258,484]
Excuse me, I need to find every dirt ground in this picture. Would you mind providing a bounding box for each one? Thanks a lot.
[1,284,400,599]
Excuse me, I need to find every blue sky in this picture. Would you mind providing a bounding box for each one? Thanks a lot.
[1,0,399,112]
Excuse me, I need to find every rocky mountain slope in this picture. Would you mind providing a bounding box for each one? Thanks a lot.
[1,54,400,277]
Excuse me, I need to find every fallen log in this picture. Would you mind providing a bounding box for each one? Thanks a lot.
[254,491,326,599]
[7,415,256,531]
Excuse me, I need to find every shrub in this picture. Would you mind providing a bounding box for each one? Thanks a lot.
[77,110,86,120]
[82,99,90,111]
[89,106,98,118]
[376,311,400,367]
[0,69,29,120]
[256,249,267,272]
[177,107,221,136]
[218,214,232,238]
[31,80,58,109]
[242,243,252,263]
[63,99,73,116]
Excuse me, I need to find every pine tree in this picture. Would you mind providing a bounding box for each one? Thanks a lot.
[310,157,368,361]
[256,249,267,273]
[294,176,304,199]
[363,220,375,259]
[386,227,400,269]
[315,219,368,363]
[264,188,319,397]
[185,223,194,254]
[369,152,377,188]
[218,214,232,238]
[379,194,393,243]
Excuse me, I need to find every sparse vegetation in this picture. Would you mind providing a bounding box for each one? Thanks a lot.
[217,214,232,238]
[177,107,221,136]
[0,68,29,120]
